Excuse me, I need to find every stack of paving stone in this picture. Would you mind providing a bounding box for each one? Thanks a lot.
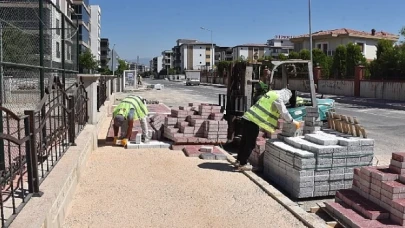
[303,107,323,134]
[149,114,166,140]
[263,130,375,198]
[325,153,405,227]
[163,103,228,144]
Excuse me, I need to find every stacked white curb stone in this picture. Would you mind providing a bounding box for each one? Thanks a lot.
[303,107,323,134]
[263,130,375,199]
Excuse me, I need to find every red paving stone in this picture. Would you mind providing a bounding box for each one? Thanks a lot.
[182,145,222,157]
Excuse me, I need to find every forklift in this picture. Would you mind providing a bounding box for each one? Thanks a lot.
[218,60,335,145]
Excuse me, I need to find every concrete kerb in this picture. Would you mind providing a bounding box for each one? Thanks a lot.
[216,147,326,228]
[9,96,114,228]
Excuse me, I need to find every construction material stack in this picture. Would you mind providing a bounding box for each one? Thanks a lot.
[303,107,323,134]
[263,129,375,198]
[325,153,405,227]
[163,103,228,145]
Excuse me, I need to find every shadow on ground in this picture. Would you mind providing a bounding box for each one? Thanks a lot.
[198,162,237,172]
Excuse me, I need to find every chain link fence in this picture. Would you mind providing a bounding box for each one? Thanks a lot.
[0,0,79,115]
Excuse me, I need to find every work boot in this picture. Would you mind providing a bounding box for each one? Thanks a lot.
[142,136,150,143]
[233,160,241,167]
[237,163,253,171]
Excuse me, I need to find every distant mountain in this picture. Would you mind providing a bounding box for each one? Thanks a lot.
[127,58,152,66]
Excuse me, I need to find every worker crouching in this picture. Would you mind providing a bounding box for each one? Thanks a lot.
[236,88,300,171]
[112,96,151,147]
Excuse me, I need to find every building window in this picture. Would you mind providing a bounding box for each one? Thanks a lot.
[206,47,210,51]
[56,19,60,35]
[56,42,60,58]
[200,54,202,56]
[316,43,328,54]
[206,55,210,58]
[356,42,365,53]
[254,48,258,52]
[206,62,210,66]
[200,62,202,64]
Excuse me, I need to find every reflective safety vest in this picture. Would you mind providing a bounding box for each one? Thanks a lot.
[113,96,148,120]
[243,91,280,133]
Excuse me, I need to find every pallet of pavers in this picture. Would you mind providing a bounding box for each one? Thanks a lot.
[263,128,375,199]
[324,153,405,227]
[163,103,228,145]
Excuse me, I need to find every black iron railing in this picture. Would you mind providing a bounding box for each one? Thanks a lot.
[0,76,88,227]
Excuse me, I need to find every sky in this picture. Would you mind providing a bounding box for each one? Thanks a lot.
[94,0,405,63]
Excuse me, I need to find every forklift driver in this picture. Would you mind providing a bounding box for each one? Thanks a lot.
[235,88,301,171]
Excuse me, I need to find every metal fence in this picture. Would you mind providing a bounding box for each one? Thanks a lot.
[0,1,84,226]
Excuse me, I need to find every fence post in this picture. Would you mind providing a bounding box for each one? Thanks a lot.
[68,95,76,146]
[24,117,34,193]
[24,110,43,197]
[354,65,364,97]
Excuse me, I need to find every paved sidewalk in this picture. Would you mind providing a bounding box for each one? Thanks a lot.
[63,117,306,228]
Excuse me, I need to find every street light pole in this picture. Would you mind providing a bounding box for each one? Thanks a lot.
[200,27,214,71]
[112,44,116,76]
[309,0,313,65]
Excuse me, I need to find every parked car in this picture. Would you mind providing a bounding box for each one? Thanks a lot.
[186,78,200,86]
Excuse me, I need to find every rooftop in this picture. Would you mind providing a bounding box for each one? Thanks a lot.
[291,28,399,41]
[234,43,268,47]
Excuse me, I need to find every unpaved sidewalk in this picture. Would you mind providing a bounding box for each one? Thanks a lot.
[63,147,306,228]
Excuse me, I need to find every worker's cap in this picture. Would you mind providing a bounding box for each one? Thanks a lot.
[113,114,125,127]
[276,88,292,104]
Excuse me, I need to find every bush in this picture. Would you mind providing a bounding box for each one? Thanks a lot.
[368,40,405,79]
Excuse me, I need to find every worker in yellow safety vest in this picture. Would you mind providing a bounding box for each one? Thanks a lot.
[235,88,301,171]
[112,95,150,146]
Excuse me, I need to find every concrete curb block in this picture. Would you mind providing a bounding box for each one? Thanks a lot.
[216,147,326,228]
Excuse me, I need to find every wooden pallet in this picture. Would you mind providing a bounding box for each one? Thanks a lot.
[308,202,347,228]
[326,112,367,138]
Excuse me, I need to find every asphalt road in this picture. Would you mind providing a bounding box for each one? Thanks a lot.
[145,78,405,162]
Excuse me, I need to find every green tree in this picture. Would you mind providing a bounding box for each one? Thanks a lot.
[312,48,332,78]
[345,43,366,77]
[98,67,113,75]
[278,53,288,60]
[79,49,98,73]
[216,61,232,77]
[113,59,129,76]
[299,49,310,60]
[168,68,176,75]
[331,45,347,78]
[376,39,395,59]
[288,51,300,59]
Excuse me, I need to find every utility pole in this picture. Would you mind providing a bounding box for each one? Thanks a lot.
[309,0,313,65]
[112,44,116,76]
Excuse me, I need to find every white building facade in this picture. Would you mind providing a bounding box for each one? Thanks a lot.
[180,42,215,71]
[90,5,101,67]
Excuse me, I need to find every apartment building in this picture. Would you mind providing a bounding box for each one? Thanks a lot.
[100,38,110,68]
[179,42,215,71]
[90,5,101,67]
[266,36,294,57]
[152,56,163,74]
[215,46,233,64]
[71,0,91,53]
[172,39,198,71]
[107,49,120,71]
[161,50,173,72]
[232,44,271,61]
[290,28,399,60]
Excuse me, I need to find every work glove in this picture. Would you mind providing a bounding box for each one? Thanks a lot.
[121,138,128,147]
[293,120,301,129]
